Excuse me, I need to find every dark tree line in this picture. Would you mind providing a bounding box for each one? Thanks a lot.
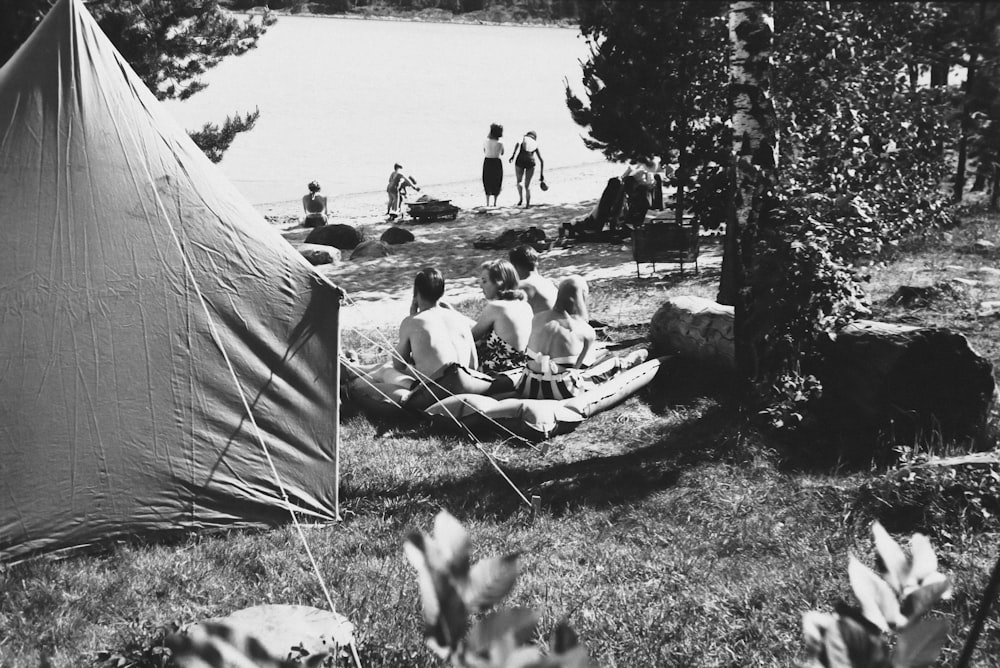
[222,0,585,21]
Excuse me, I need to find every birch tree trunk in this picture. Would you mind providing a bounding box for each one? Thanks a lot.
[717,0,779,384]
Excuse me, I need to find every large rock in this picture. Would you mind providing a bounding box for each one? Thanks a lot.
[304,223,364,250]
[812,320,996,453]
[297,243,341,266]
[381,226,415,245]
[649,295,735,369]
[350,239,391,259]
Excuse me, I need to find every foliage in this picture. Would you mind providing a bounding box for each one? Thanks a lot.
[403,510,593,667]
[221,0,584,22]
[749,194,871,431]
[95,620,179,668]
[188,108,261,163]
[773,2,955,237]
[855,452,1000,540]
[799,521,952,668]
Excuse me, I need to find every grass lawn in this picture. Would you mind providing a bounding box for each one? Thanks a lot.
[3,205,1000,667]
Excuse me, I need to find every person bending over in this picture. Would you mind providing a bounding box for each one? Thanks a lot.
[346,267,476,403]
[386,163,420,221]
[508,244,557,314]
[472,260,533,375]
[517,276,646,400]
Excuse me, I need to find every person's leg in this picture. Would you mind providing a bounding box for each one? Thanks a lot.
[523,165,535,207]
[514,165,525,206]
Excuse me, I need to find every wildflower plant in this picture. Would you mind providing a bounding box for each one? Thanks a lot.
[800,521,953,668]
[403,510,594,668]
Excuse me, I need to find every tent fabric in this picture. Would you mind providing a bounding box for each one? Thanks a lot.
[0,0,342,561]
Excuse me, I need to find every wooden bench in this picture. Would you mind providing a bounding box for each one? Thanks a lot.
[631,214,699,277]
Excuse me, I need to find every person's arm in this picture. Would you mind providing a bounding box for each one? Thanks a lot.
[574,327,596,369]
[302,195,309,214]
[471,305,495,342]
[322,196,329,215]
[509,143,520,164]
[536,149,544,178]
[404,175,420,192]
[393,318,413,372]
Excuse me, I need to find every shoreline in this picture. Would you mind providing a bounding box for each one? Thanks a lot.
[238,9,578,30]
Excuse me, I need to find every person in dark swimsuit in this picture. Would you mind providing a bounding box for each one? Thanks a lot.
[509,131,544,207]
[301,180,328,227]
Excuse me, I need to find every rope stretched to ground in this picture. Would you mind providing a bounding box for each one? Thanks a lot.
[147,181,361,664]
[340,320,534,508]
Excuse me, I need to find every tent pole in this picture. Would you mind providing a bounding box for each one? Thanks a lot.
[334,299,342,522]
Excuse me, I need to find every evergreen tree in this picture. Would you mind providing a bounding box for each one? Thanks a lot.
[0,0,275,162]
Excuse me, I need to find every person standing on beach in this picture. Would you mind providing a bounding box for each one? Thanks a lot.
[386,163,420,221]
[482,123,505,207]
[301,180,328,227]
[509,130,544,208]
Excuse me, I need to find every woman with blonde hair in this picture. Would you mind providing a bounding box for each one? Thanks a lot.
[471,259,533,374]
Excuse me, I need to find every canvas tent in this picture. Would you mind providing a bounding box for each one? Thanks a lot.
[0,0,343,561]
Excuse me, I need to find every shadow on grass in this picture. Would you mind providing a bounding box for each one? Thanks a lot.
[343,396,740,525]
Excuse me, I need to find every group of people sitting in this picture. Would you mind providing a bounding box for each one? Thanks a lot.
[343,244,645,407]
[560,157,667,242]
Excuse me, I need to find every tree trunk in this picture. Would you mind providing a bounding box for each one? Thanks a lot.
[718,0,779,384]
[954,51,978,203]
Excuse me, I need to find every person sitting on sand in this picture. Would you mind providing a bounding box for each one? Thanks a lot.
[508,244,557,314]
[386,163,420,221]
[346,267,476,403]
[302,180,328,227]
[516,276,646,400]
[471,260,533,375]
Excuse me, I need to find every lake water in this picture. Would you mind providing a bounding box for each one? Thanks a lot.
[162,15,608,205]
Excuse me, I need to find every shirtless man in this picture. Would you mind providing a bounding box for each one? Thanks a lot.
[348,267,476,403]
[508,245,557,314]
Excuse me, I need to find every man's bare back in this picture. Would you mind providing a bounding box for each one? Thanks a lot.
[396,306,477,377]
[518,274,558,314]
[527,309,596,368]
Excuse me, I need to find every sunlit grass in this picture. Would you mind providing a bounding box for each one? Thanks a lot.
[3,221,1000,666]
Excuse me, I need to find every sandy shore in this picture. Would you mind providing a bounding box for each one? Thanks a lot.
[255,161,720,333]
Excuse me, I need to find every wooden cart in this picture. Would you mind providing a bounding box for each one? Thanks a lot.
[406,199,460,223]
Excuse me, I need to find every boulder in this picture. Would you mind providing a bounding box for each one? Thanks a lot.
[297,243,341,266]
[381,226,415,245]
[811,320,996,453]
[350,240,391,259]
[304,223,364,250]
[649,295,735,370]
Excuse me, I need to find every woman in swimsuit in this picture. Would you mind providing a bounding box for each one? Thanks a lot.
[509,130,544,208]
[471,260,533,375]
[301,180,328,227]
[482,123,504,207]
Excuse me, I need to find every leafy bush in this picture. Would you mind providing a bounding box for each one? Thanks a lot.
[749,194,872,432]
[855,453,1000,540]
